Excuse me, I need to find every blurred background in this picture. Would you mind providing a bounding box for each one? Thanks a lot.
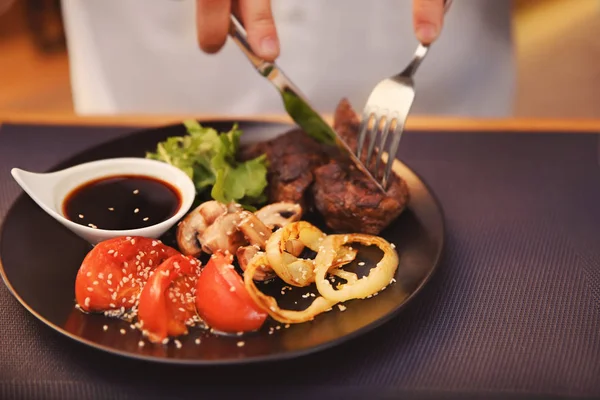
[0,0,599,118]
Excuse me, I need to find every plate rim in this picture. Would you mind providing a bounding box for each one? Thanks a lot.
[0,119,446,366]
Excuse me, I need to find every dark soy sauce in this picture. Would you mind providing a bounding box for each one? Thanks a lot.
[63,175,182,230]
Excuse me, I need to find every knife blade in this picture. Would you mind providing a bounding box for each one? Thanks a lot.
[228,15,386,193]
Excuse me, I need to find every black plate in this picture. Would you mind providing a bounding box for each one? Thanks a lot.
[0,120,444,365]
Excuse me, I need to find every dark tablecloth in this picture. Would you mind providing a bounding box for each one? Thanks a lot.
[0,123,599,400]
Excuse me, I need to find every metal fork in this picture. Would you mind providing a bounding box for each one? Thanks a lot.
[356,0,453,189]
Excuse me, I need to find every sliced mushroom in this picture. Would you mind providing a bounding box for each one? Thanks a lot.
[227,202,243,214]
[255,202,303,231]
[237,211,272,249]
[199,211,247,256]
[176,201,228,257]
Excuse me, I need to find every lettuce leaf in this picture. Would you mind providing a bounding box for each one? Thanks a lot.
[146,121,268,208]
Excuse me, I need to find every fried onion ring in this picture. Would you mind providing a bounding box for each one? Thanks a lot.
[243,261,337,324]
[314,234,398,303]
[265,221,326,287]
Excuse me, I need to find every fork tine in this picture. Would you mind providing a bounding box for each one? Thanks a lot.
[374,117,393,178]
[365,115,385,169]
[381,118,406,189]
[356,111,372,158]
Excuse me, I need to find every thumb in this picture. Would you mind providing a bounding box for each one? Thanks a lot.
[413,0,445,45]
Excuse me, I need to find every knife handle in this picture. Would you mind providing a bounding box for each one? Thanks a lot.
[228,15,274,78]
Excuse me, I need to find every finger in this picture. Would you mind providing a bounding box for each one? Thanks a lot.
[196,0,231,53]
[412,0,445,45]
[238,0,279,61]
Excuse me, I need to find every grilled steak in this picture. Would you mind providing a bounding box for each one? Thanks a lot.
[310,99,409,234]
[238,129,329,208]
[239,98,410,235]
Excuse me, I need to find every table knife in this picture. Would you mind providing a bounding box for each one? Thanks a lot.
[228,15,385,192]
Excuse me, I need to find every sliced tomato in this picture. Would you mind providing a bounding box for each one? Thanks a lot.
[195,251,267,333]
[74,236,179,313]
[137,254,202,343]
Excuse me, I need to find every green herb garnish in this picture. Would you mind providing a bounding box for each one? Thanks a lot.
[146,121,268,209]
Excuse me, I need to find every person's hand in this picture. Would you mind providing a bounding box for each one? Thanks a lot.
[196,0,280,62]
[413,0,446,45]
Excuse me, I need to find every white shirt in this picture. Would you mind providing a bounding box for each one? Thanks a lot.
[60,0,514,117]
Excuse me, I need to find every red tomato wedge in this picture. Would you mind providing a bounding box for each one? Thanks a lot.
[74,237,179,313]
[137,254,202,343]
[195,251,267,334]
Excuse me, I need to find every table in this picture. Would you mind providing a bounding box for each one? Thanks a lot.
[1,115,599,400]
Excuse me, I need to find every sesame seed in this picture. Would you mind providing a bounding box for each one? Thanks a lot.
[108,207,114,211]
[108,250,114,254]
[143,217,149,221]
[358,262,366,266]
[391,243,396,249]
[195,338,201,345]
[86,271,92,277]
[161,338,169,345]
[87,287,93,292]
[134,208,139,213]
[93,280,99,286]
[237,341,245,347]
[107,280,112,285]
[178,307,185,312]
[133,189,139,194]
[230,286,236,292]
[285,324,290,328]
[109,303,116,308]
[338,304,347,312]
[275,325,281,330]
[88,224,97,229]
[174,340,182,349]
[78,214,84,219]
[102,325,108,331]
[138,340,145,347]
